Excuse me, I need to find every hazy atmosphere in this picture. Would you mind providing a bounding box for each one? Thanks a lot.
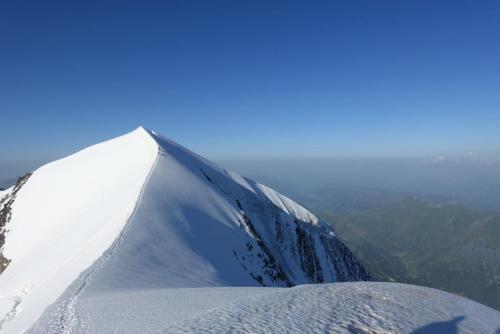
[2,1,500,205]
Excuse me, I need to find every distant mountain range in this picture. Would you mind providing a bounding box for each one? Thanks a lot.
[327,198,500,311]
[255,178,500,311]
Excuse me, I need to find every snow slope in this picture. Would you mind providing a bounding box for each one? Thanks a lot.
[163,282,500,334]
[32,287,280,333]
[0,128,158,333]
[32,283,500,334]
[0,127,368,333]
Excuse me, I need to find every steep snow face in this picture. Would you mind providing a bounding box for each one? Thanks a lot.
[0,128,158,333]
[59,131,368,294]
[0,127,368,333]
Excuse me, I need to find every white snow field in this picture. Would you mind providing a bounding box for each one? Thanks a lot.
[30,283,500,334]
[161,282,500,334]
[1,127,499,333]
[0,128,157,333]
[0,127,368,333]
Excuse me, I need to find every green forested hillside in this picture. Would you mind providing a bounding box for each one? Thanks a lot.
[325,198,500,310]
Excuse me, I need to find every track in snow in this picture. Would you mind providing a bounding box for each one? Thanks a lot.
[47,149,160,333]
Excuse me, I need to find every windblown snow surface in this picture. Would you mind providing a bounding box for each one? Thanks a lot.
[32,282,500,334]
[163,282,500,334]
[0,127,370,333]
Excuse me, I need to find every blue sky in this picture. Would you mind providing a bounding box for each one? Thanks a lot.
[1,1,500,167]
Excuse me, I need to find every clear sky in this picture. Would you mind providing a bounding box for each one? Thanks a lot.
[1,1,500,169]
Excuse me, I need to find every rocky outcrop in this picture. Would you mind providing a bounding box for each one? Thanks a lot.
[0,173,31,273]
[294,220,324,283]
[198,167,369,286]
[320,234,370,281]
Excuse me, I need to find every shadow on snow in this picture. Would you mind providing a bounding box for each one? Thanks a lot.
[411,316,465,334]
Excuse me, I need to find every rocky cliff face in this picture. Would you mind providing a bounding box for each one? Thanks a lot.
[0,173,31,273]
[196,165,369,286]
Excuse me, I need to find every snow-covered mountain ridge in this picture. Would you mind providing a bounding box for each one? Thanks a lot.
[0,127,368,333]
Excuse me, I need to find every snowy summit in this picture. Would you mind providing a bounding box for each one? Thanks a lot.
[0,127,498,333]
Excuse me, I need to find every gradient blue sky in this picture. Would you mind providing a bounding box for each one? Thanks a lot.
[1,1,500,166]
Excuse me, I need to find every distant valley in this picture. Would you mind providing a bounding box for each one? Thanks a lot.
[256,177,500,311]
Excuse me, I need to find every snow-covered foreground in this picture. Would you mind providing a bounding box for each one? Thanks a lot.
[33,282,500,333]
[31,287,278,333]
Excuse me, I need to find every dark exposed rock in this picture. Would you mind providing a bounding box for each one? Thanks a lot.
[294,220,324,283]
[199,167,368,285]
[275,213,285,243]
[320,234,370,281]
[0,173,32,273]
[239,211,293,287]
[250,273,265,286]
[199,168,229,196]
[199,168,213,183]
